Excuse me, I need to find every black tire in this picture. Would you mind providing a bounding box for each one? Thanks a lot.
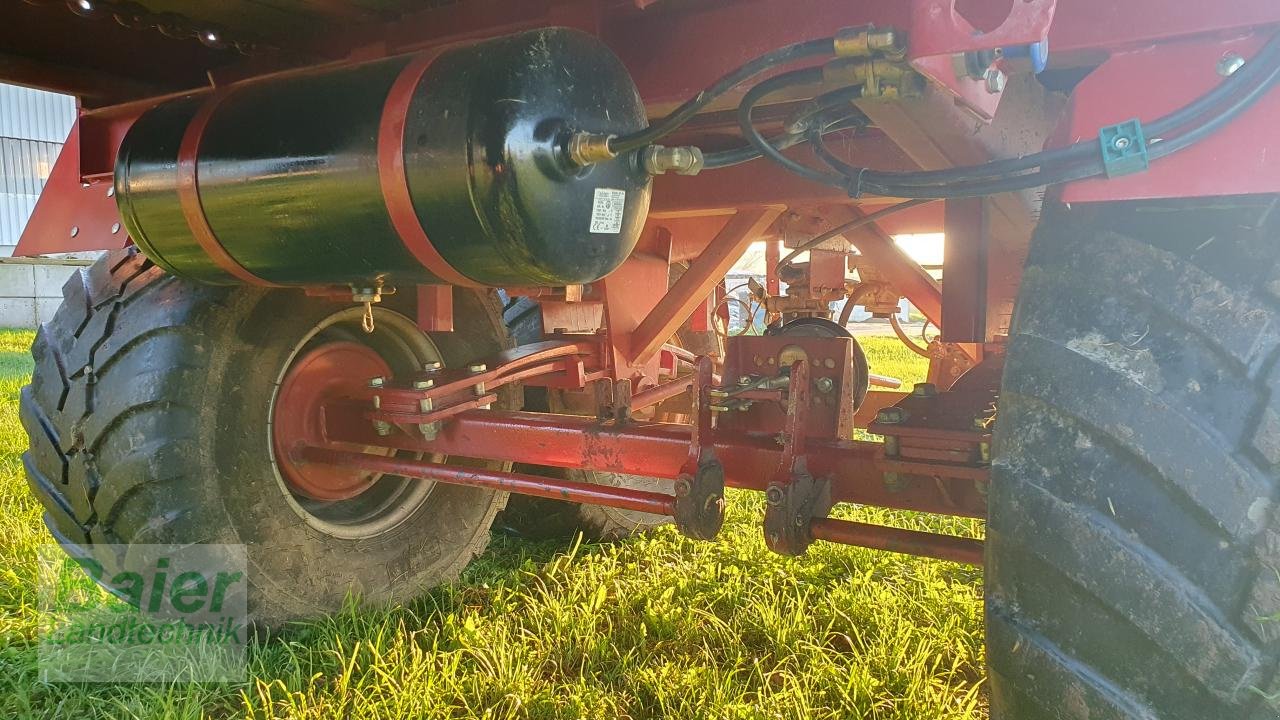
[989,197,1280,719]
[21,247,516,626]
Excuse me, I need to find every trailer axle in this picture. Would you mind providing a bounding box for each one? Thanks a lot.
[295,445,984,566]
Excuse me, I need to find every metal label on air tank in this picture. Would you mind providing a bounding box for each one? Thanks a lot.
[589,188,626,234]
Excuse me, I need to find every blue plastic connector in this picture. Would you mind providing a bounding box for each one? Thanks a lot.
[1004,40,1050,74]
[1098,119,1149,178]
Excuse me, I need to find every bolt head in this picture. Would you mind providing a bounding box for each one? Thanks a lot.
[422,361,442,372]
[368,377,385,388]
[412,379,434,390]
[468,363,487,374]
[815,377,835,393]
[1218,52,1246,77]
[1112,136,1131,151]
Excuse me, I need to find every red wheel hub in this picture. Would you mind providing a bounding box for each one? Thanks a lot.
[273,341,392,501]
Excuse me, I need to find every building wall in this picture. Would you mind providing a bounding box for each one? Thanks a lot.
[0,83,83,327]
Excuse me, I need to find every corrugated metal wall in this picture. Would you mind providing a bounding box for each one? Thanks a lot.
[0,84,77,254]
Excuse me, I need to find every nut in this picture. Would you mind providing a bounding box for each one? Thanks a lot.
[911,382,937,398]
[875,407,906,424]
[983,67,1007,94]
[368,377,385,388]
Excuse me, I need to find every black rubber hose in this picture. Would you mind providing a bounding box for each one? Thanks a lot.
[786,84,865,134]
[774,199,937,274]
[608,36,836,155]
[1147,54,1280,161]
[808,123,860,177]
[704,115,862,170]
[857,56,1280,199]
[856,30,1280,189]
[704,132,808,170]
[737,67,849,188]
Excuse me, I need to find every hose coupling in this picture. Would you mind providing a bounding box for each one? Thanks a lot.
[834,25,904,60]
[567,131,618,166]
[641,145,706,176]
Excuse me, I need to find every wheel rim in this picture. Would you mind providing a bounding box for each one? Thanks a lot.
[269,307,440,540]
[274,341,390,501]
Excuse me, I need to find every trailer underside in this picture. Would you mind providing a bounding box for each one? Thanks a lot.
[7,2,1280,716]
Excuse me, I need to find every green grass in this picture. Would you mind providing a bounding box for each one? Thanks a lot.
[860,336,930,389]
[0,329,984,719]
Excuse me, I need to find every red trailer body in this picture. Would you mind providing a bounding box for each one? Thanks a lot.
[6,2,1280,717]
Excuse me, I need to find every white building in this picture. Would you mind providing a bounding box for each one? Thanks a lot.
[0,83,83,327]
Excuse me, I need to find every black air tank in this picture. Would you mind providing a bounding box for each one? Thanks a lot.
[115,28,652,288]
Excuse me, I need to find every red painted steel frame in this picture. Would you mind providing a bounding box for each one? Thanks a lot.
[301,446,679,516]
[1059,31,1280,203]
[628,207,782,365]
[318,408,987,519]
[10,0,1280,565]
[298,442,984,563]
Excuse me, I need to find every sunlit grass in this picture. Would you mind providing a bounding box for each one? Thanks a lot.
[0,328,984,719]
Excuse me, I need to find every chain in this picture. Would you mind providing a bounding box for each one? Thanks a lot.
[26,0,271,56]
[352,279,393,335]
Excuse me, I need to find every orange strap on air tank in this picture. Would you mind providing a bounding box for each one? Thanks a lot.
[377,50,484,288]
[176,90,279,287]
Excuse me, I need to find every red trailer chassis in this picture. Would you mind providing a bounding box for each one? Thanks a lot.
[6,0,1280,565]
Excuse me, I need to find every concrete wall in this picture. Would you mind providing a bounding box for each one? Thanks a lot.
[0,261,85,328]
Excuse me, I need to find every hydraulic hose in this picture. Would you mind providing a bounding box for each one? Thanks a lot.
[847,55,1280,200]
[719,30,1280,198]
[737,67,849,188]
[837,282,886,326]
[608,36,836,155]
[826,50,1280,199]
[848,30,1280,192]
[774,199,937,275]
[705,114,863,170]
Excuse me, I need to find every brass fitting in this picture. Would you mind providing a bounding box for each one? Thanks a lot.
[834,25,904,60]
[641,145,705,176]
[822,57,923,100]
[567,131,617,166]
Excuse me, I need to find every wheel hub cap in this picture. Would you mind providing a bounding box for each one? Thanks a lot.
[273,341,391,501]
